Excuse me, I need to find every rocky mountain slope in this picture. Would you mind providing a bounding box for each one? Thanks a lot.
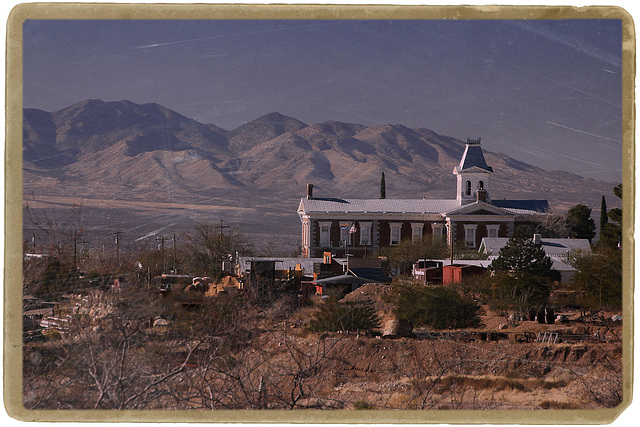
[22,99,619,251]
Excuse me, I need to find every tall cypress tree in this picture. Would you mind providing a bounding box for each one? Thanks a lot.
[599,195,608,239]
[380,172,386,199]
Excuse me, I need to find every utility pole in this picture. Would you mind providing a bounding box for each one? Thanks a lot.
[218,219,230,270]
[172,233,179,273]
[155,236,167,273]
[112,231,124,266]
[73,231,89,271]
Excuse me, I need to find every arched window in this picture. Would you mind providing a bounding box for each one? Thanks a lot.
[465,180,472,196]
[479,180,484,190]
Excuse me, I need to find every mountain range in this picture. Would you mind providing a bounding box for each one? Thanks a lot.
[22,99,619,252]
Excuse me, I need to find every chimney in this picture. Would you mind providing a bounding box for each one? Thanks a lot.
[533,234,542,245]
[476,189,487,202]
[307,184,314,199]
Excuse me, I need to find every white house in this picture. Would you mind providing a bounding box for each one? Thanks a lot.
[479,234,592,283]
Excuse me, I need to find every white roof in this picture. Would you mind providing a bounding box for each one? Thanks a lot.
[484,255,576,271]
[299,197,548,217]
[299,197,461,215]
[238,257,347,274]
[480,237,591,258]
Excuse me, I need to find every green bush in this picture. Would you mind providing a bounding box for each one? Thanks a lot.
[391,284,482,330]
[307,299,380,333]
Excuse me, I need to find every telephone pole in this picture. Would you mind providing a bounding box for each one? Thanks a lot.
[73,231,89,271]
[112,231,124,266]
[218,219,230,269]
[156,235,167,273]
[172,233,179,273]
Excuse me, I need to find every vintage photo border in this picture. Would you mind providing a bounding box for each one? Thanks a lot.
[4,3,635,424]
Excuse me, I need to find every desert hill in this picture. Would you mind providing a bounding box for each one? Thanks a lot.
[22,99,619,252]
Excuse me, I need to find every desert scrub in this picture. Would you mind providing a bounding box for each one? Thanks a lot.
[307,299,380,333]
[390,284,482,329]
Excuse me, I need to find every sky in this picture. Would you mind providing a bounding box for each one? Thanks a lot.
[21,13,624,183]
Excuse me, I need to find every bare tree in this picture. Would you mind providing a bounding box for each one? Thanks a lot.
[181,222,253,277]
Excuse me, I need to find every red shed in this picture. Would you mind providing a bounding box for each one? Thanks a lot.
[442,264,486,285]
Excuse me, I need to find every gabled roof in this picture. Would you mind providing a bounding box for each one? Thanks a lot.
[484,255,577,272]
[479,237,591,258]
[455,143,493,173]
[299,197,461,215]
[444,200,515,216]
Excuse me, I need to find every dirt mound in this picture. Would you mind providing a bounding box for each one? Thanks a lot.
[205,275,241,297]
[341,283,415,337]
[341,283,394,311]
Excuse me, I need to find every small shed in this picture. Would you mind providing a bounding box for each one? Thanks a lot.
[412,260,444,284]
[442,264,486,285]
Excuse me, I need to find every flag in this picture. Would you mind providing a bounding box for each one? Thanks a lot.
[349,224,357,234]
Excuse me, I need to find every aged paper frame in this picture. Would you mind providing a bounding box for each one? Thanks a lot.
[4,2,635,424]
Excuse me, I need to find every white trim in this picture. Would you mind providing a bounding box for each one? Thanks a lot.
[464,224,478,248]
[411,222,424,242]
[487,224,500,238]
[340,224,351,245]
[359,221,372,245]
[390,222,402,245]
[319,221,332,246]
[431,223,445,240]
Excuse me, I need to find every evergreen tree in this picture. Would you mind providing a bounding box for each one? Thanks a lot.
[570,247,622,310]
[565,204,596,242]
[599,184,622,249]
[488,228,559,311]
[380,172,386,199]
[599,195,608,236]
[489,230,557,278]
[613,183,622,199]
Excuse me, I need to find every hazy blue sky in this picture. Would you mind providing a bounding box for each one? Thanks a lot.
[22,19,623,182]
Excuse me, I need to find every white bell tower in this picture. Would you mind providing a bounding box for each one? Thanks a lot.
[453,138,493,204]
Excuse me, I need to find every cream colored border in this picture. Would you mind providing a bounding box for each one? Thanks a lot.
[4,3,635,424]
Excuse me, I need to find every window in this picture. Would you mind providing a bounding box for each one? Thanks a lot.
[464,224,478,248]
[479,180,484,190]
[411,223,424,242]
[431,223,445,240]
[487,224,500,238]
[359,222,372,245]
[465,180,472,196]
[390,223,402,245]
[319,221,332,246]
[340,224,351,246]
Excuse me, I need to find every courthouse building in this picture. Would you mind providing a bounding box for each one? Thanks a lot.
[297,138,550,258]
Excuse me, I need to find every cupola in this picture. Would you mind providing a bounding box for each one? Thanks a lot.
[453,138,493,204]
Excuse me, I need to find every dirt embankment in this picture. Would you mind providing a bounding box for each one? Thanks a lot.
[267,283,625,410]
